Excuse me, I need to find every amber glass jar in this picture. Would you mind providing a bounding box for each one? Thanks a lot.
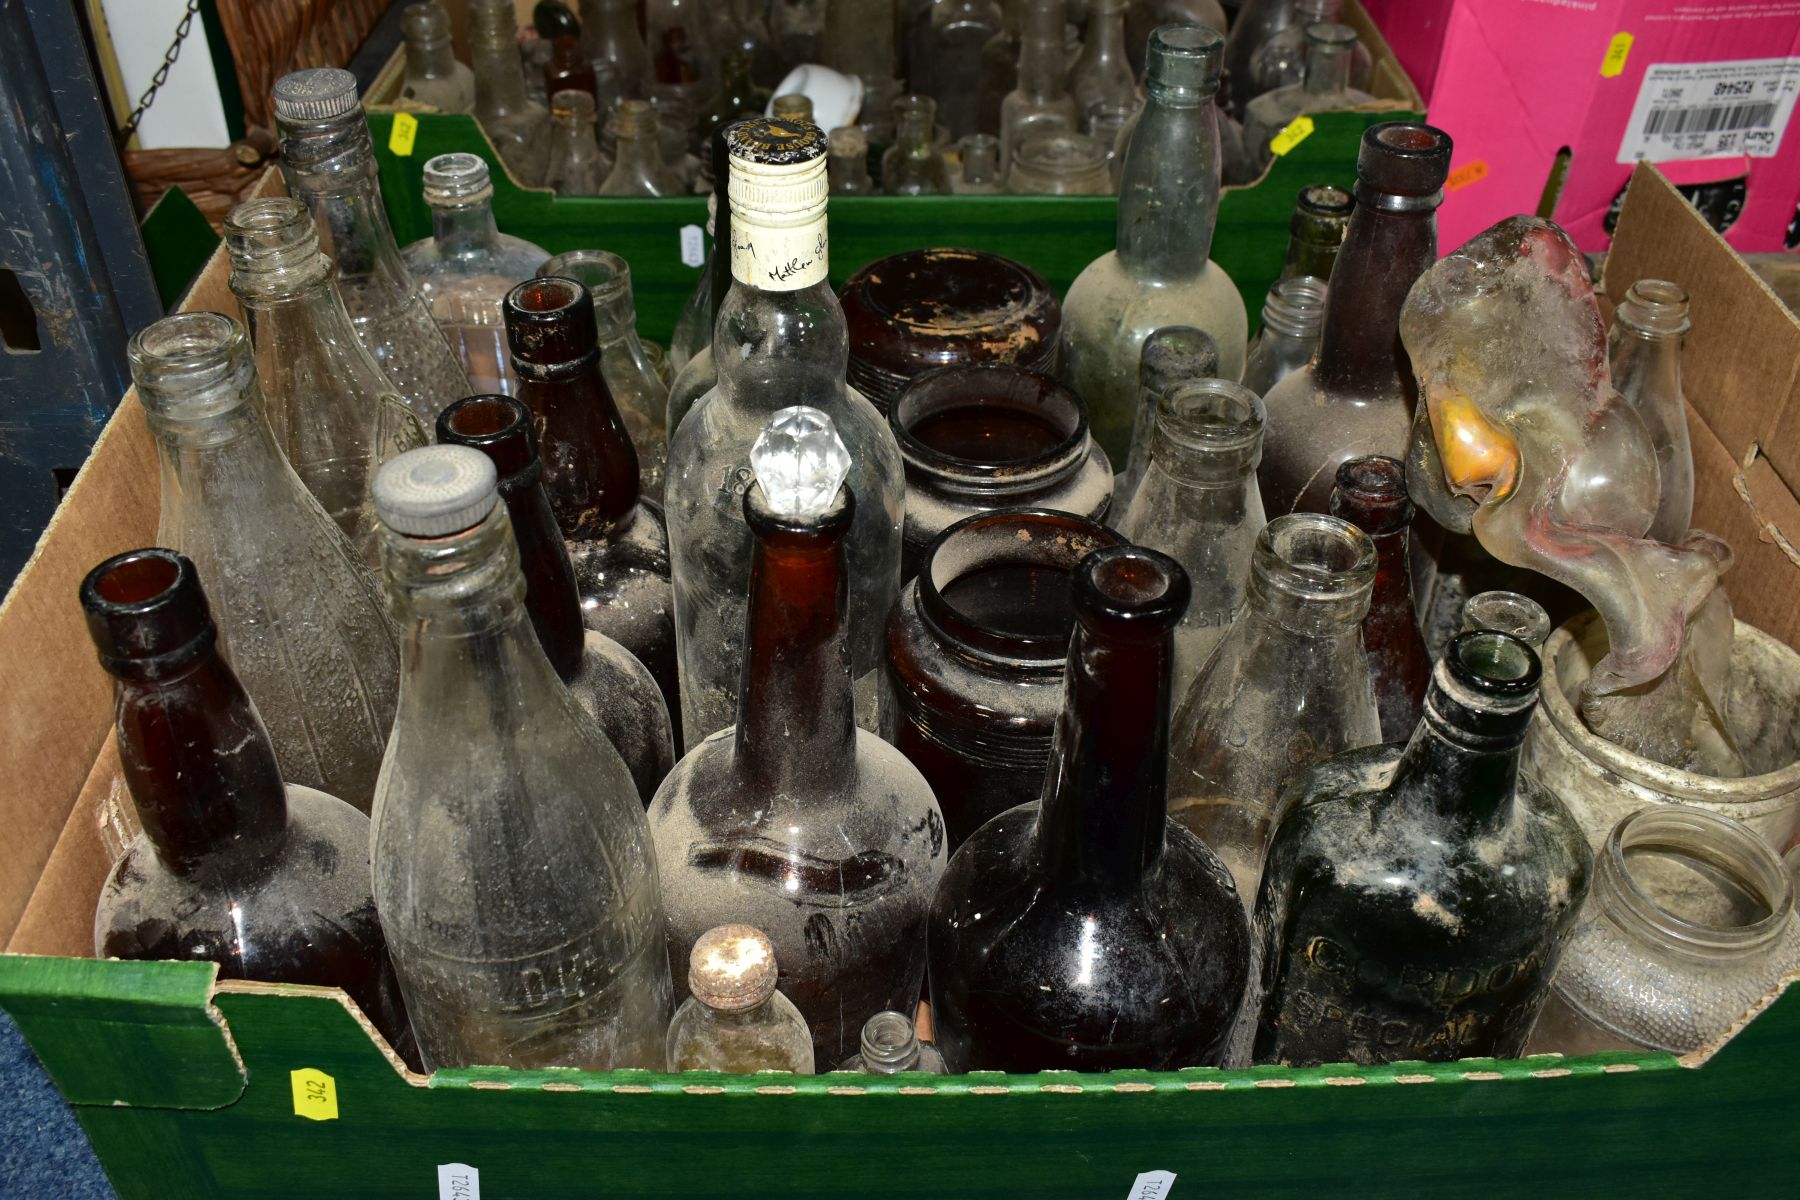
[885,508,1122,850]
[840,248,1061,414]
[890,363,1112,578]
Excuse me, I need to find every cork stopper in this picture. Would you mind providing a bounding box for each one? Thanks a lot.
[688,925,780,1012]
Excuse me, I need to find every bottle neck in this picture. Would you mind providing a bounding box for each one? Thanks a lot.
[1083,0,1125,63]
[1385,669,1532,829]
[279,114,416,297]
[383,504,532,641]
[710,171,736,313]
[613,122,665,175]
[896,105,935,155]
[428,197,503,258]
[471,19,534,114]
[1260,277,1327,339]
[1316,198,1438,396]
[405,30,459,79]
[1610,289,1687,403]
[1016,3,1067,100]
[496,456,587,682]
[1302,37,1354,97]
[513,350,641,536]
[1116,95,1220,279]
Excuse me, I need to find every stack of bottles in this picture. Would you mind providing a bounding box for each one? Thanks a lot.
[81,27,1800,1088]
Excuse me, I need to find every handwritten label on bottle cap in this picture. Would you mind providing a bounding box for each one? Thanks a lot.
[438,1163,481,1200]
[289,1068,338,1121]
[679,224,706,269]
[1128,1170,1177,1199]
[1269,116,1315,157]
[1446,159,1490,191]
[388,112,419,157]
[1601,32,1634,78]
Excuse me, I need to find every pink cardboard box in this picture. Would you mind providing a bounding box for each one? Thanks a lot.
[1362,0,1800,253]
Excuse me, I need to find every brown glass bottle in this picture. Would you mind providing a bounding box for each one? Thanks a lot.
[505,277,680,745]
[886,508,1124,850]
[926,545,1251,1072]
[546,35,600,99]
[1280,183,1355,282]
[84,549,413,1057]
[437,396,674,802]
[1259,123,1452,517]
[1329,456,1430,744]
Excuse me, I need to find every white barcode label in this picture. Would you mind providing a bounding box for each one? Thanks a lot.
[1617,57,1800,163]
[1127,1170,1177,1199]
[437,1163,480,1200]
[679,224,706,269]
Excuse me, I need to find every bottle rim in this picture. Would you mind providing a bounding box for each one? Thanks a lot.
[891,363,1091,491]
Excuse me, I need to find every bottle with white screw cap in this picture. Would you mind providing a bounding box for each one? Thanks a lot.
[665,925,815,1073]
[273,66,471,424]
[665,117,905,744]
[370,444,672,1072]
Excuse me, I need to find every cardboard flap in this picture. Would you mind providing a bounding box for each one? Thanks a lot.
[0,955,246,1110]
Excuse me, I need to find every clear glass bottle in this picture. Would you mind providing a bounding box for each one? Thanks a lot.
[834,1010,948,1073]
[370,445,670,1072]
[1006,129,1113,194]
[401,152,553,396]
[1220,0,1296,120]
[829,125,878,195]
[85,548,411,1056]
[436,395,675,804]
[1461,589,1552,650]
[1329,456,1430,746]
[273,68,472,426]
[1242,24,1374,175]
[649,416,947,1065]
[1000,0,1080,174]
[1167,513,1380,902]
[544,89,608,196]
[883,94,954,194]
[976,0,1022,137]
[1259,122,1451,516]
[579,0,651,112]
[1526,805,1800,1056]
[1281,183,1354,281]
[225,197,426,569]
[646,0,721,115]
[921,0,1004,142]
[1251,632,1594,1066]
[504,278,680,732]
[1241,275,1325,398]
[400,2,476,113]
[666,121,906,742]
[600,99,684,196]
[129,312,400,815]
[1244,0,1363,100]
[1068,0,1136,128]
[1086,97,1140,183]
[1124,0,1229,80]
[665,924,816,1072]
[1060,25,1246,467]
[1116,324,1220,507]
[955,132,1002,193]
[1120,379,1265,699]
[927,544,1252,1072]
[468,0,552,185]
[1610,279,1695,544]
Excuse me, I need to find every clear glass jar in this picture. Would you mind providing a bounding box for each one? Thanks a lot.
[999,0,1079,173]
[1005,129,1112,194]
[834,1010,948,1073]
[954,132,1002,193]
[225,197,426,569]
[1242,24,1375,175]
[891,364,1112,576]
[402,152,553,396]
[1120,379,1266,699]
[666,924,815,1072]
[1280,183,1355,281]
[1610,279,1695,544]
[273,68,472,426]
[883,94,953,194]
[1241,275,1326,398]
[544,89,608,196]
[886,508,1123,849]
[1085,97,1140,185]
[1116,324,1220,508]
[468,0,551,185]
[1168,512,1380,902]
[399,2,475,113]
[370,445,671,1072]
[129,312,399,815]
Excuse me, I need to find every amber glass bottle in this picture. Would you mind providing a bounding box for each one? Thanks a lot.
[1329,456,1430,744]
[504,278,680,741]
[85,549,411,1054]
[927,546,1251,1072]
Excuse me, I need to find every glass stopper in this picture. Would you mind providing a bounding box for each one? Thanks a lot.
[751,405,852,518]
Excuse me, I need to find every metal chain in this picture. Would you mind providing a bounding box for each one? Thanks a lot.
[115,0,204,147]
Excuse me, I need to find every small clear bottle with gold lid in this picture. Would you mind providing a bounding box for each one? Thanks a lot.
[665,925,816,1073]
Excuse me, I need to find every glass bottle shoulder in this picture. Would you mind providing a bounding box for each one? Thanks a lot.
[1062,251,1250,376]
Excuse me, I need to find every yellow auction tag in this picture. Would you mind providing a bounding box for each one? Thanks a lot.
[1268,115,1315,158]
[290,1068,339,1121]
[389,112,420,157]
[1601,32,1633,78]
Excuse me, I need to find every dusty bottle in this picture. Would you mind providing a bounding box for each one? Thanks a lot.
[504,277,680,732]
[437,395,674,804]
[955,132,1003,193]
[835,1010,949,1073]
[85,548,411,1054]
[665,925,816,1072]
[1242,24,1374,175]
[545,89,609,196]
[1060,25,1247,467]
[600,99,684,196]
[400,2,475,113]
[131,312,399,815]
[545,35,599,101]
[1220,0,1296,119]
[883,95,954,195]
[1120,379,1266,699]
[1000,0,1080,174]
[919,0,1003,142]
[225,197,426,569]
[649,418,947,1065]
[670,122,745,381]
[580,0,651,110]
[1241,275,1326,398]
[1610,279,1696,544]
[370,445,672,1072]
[1068,0,1137,128]
[1116,324,1221,508]
[469,0,552,185]
[1461,589,1552,650]
[927,544,1252,1072]
[1251,632,1594,1066]
[1329,456,1430,745]
[402,153,552,396]
[273,68,472,425]
[665,121,906,742]
[1280,183,1354,281]
[828,125,877,195]
[1168,513,1380,902]
[1259,122,1451,516]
